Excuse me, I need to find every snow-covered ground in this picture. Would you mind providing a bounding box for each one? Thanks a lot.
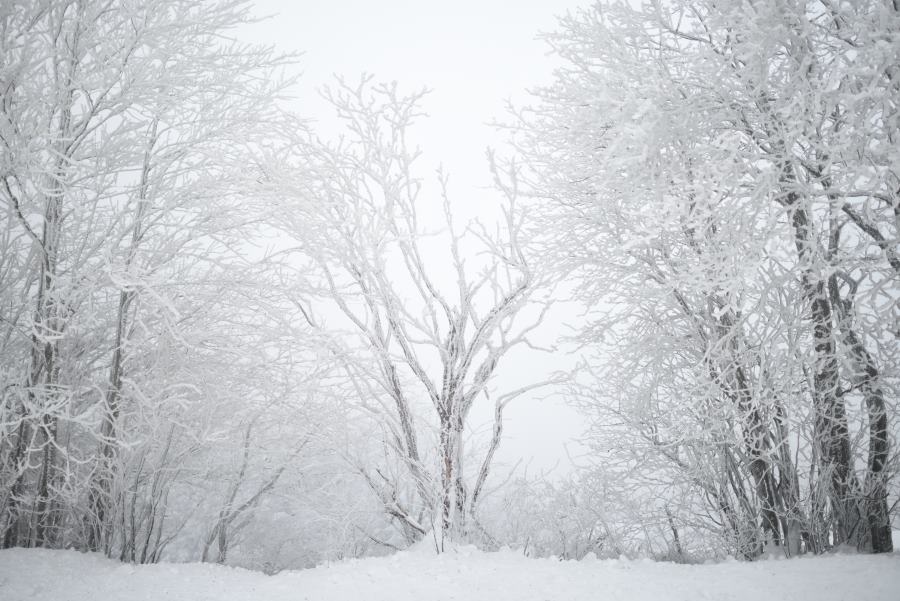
[2,544,899,601]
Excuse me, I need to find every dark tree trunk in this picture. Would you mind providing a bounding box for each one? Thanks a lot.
[789,200,862,547]
[829,276,893,553]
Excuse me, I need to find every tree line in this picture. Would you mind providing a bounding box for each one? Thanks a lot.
[0,0,896,568]
[510,0,898,557]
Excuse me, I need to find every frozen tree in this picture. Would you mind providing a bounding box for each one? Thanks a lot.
[269,78,557,547]
[0,0,315,556]
[512,0,898,556]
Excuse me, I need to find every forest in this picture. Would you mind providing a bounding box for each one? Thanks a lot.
[1,0,898,575]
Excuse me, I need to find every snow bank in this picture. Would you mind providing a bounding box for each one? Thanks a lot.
[1,546,899,601]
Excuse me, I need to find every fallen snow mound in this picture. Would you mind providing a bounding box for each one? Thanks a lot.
[2,546,899,601]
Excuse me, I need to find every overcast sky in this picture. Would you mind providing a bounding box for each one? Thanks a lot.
[242,0,589,474]
[244,0,585,192]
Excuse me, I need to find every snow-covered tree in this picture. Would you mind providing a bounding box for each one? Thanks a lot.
[513,0,898,556]
[269,78,557,547]
[0,0,315,556]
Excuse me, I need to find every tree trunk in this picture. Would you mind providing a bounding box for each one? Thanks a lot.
[1,420,32,548]
[709,298,782,550]
[829,276,893,553]
[32,413,59,547]
[27,156,66,548]
[773,398,803,556]
[789,200,862,548]
[88,117,156,552]
[439,419,453,544]
[453,419,467,539]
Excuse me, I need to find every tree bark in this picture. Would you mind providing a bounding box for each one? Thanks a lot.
[789,199,862,548]
[829,275,893,553]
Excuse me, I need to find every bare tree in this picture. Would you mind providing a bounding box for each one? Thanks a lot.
[270,78,557,546]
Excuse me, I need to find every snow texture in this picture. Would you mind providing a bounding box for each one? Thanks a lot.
[2,546,899,600]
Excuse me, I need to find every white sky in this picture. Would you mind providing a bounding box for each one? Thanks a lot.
[242,0,589,474]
